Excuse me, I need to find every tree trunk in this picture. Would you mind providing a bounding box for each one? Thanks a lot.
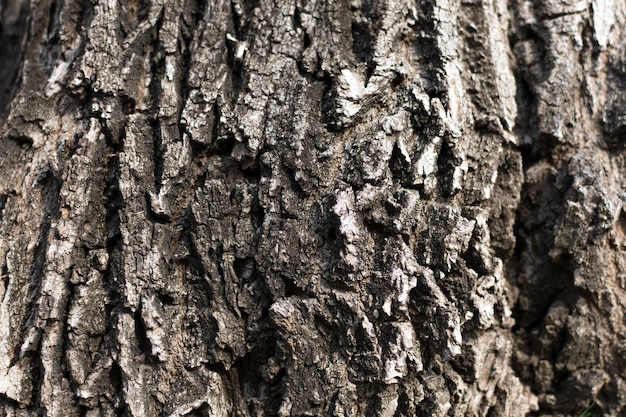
[1,0,625,415]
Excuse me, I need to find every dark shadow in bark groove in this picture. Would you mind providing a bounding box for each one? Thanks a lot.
[226,38,245,105]
[109,361,128,415]
[0,194,7,223]
[320,75,344,132]
[77,0,95,32]
[14,171,62,371]
[231,326,282,416]
[0,393,24,412]
[0,0,29,123]
[134,307,159,364]
[310,198,345,290]
[230,0,259,40]
[31,345,46,415]
[100,131,127,399]
[60,280,83,410]
[1,263,8,305]
[150,124,165,197]
[43,0,63,76]
[436,138,457,198]
[351,21,374,69]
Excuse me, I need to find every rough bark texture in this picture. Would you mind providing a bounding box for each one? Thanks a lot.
[0,0,625,415]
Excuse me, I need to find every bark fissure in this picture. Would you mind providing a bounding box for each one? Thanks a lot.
[0,0,29,122]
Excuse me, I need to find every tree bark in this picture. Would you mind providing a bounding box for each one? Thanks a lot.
[0,0,625,415]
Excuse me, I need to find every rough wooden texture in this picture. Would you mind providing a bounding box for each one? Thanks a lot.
[0,0,625,415]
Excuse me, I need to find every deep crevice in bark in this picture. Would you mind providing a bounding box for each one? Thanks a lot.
[0,0,29,122]
[17,172,62,366]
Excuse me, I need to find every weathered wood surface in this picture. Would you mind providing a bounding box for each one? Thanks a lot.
[0,0,625,415]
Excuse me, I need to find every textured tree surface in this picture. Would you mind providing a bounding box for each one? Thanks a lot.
[1,0,625,415]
